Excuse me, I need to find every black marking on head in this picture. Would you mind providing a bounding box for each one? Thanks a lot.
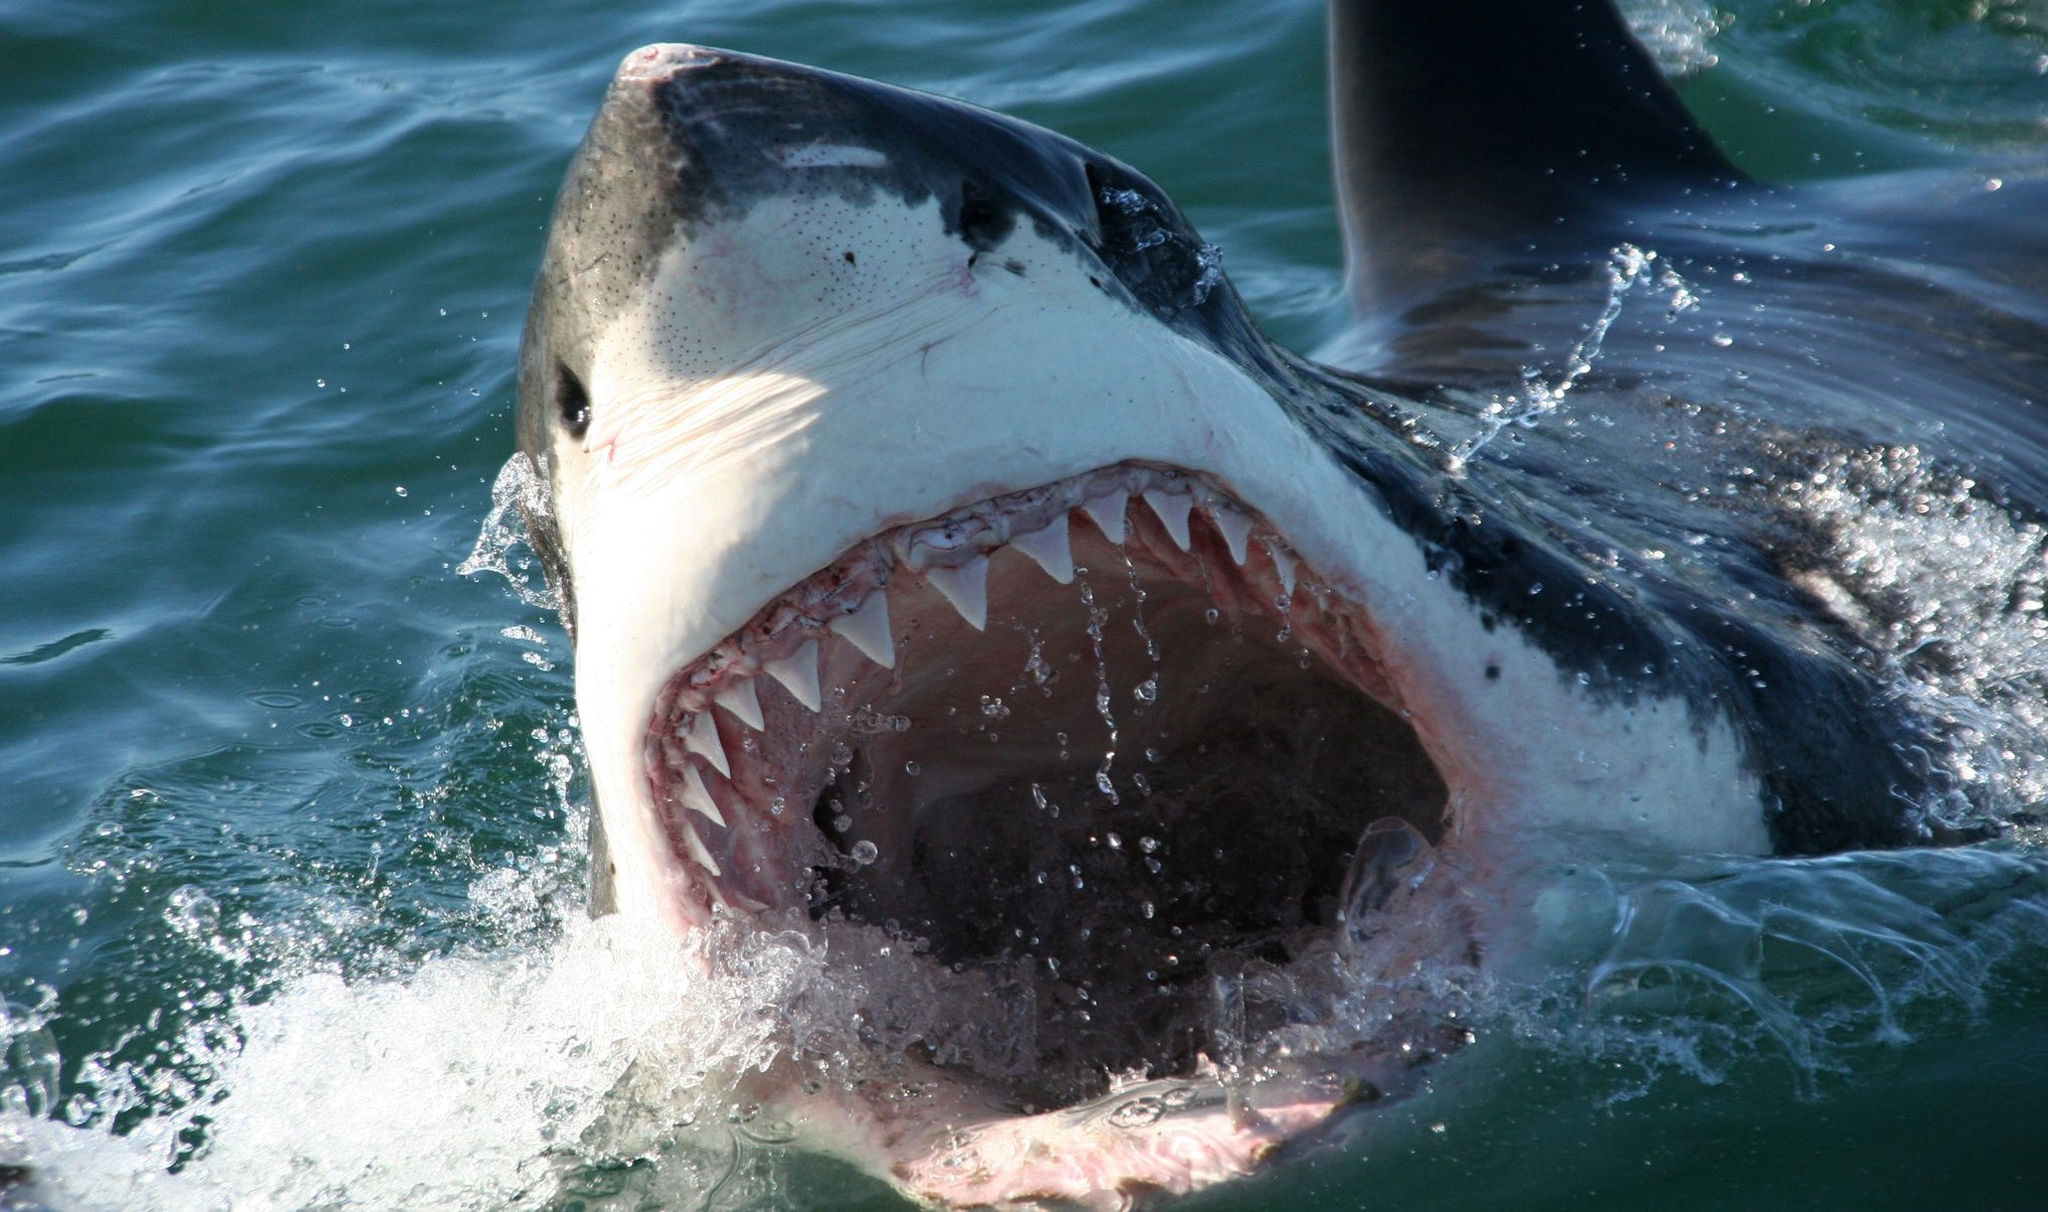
[843,249,856,265]
[556,363,591,440]
[956,177,1014,252]
[1484,663,1501,681]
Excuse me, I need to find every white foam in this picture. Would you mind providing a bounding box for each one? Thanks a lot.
[1618,0,1726,76]
[0,905,852,1210]
[8,841,2044,1210]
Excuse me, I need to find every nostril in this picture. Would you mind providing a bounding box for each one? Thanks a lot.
[556,364,590,439]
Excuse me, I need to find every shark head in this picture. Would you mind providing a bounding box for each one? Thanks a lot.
[510,37,1925,1206]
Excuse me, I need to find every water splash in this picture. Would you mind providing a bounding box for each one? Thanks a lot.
[1454,243,1698,470]
[457,455,562,613]
[1335,816,1437,949]
[1483,840,2048,1102]
[1620,0,1726,77]
[1768,443,2048,822]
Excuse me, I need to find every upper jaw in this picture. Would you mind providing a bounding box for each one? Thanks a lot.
[636,460,1431,924]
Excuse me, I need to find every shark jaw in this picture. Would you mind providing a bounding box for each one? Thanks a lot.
[518,41,1772,1207]
[623,458,1482,1207]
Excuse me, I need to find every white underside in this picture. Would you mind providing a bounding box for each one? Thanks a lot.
[549,186,1768,926]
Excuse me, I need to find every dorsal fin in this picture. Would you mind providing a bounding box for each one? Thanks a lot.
[1329,0,1740,313]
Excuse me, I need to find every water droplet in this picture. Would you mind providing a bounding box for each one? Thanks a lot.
[165,885,219,936]
[904,760,921,776]
[833,814,853,833]
[1108,1097,1165,1128]
[850,840,878,865]
[1133,676,1157,703]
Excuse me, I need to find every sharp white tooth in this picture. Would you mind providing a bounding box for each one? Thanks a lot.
[923,554,989,630]
[722,887,768,913]
[764,639,822,712]
[679,822,723,877]
[1142,488,1194,551]
[1010,516,1075,584]
[1209,506,1254,565]
[713,679,764,731]
[680,764,727,828]
[828,594,896,668]
[1267,541,1296,596]
[684,711,730,778]
[1082,490,1128,544]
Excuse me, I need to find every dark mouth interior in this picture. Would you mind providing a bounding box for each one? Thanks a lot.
[651,471,1449,1112]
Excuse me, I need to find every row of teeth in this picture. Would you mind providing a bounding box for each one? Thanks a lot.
[660,472,1303,877]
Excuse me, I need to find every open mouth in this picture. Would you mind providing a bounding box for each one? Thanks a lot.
[644,461,1454,1116]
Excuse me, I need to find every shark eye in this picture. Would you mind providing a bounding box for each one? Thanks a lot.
[556,364,590,439]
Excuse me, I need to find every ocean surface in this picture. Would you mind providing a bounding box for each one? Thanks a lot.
[5,0,2048,1208]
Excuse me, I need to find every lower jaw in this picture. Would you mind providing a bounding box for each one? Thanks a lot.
[624,460,1467,1200]
[666,807,1481,1207]
[724,940,1472,1210]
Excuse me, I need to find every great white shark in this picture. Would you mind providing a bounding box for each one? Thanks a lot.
[510,0,2047,1204]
